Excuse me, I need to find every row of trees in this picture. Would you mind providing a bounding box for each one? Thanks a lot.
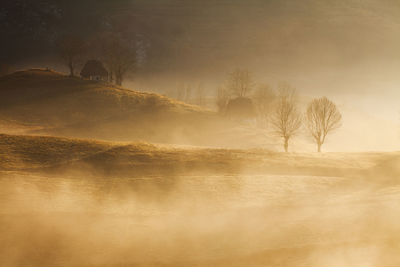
[175,83,206,106]
[57,33,137,86]
[217,69,342,152]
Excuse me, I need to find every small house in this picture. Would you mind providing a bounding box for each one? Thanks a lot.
[225,97,256,123]
[80,60,108,81]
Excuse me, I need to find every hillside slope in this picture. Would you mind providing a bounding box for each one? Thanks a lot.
[0,69,225,144]
[0,69,202,123]
[1,133,398,180]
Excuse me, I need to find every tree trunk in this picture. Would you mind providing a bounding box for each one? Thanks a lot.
[116,76,122,86]
[68,61,74,77]
[317,142,322,153]
[284,137,289,153]
[109,71,114,83]
[115,72,123,86]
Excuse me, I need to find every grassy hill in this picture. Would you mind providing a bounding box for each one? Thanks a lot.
[0,69,227,144]
[0,69,202,123]
[1,69,397,152]
[1,133,398,180]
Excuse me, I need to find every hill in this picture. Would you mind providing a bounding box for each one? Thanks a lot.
[0,69,227,145]
[1,133,398,180]
[1,69,397,152]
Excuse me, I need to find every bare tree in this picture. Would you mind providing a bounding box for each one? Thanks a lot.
[57,34,86,77]
[216,86,230,114]
[176,83,185,101]
[195,83,206,107]
[184,85,192,103]
[253,84,276,128]
[306,97,342,152]
[226,69,254,97]
[100,34,136,86]
[270,86,302,152]
[176,83,192,102]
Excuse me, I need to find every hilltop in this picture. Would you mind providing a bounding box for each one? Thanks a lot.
[0,69,225,145]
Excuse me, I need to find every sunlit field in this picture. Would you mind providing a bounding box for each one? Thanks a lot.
[1,134,400,266]
[2,1,400,266]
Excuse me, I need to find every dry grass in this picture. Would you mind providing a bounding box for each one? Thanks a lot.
[1,133,398,180]
[0,69,211,139]
[1,133,400,267]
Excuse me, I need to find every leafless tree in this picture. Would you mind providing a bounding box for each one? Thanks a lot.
[176,83,192,102]
[176,83,185,101]
[195,83,206,107]
[253,84,276,128]
[100,34,136,86]
[57,34,86,77]
[216,86,230,114]
[306,97,342,152]
[184,85,192,103]
[270,86,302,152]
[226,69,254,97]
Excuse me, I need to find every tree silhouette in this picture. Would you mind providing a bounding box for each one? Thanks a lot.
[270,86,302,152]
[306,97,342,152]
[57,34,86,77]
[253,84,276,128]
[216,86,230,114]
[226,69,254,98]
[100,34,136,86]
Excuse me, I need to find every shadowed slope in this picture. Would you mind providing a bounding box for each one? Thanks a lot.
[0,69,221,144]
[0,69,203,124]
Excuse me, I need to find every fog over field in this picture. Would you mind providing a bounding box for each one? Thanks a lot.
[0,135,399,266]
[1,0,400,266]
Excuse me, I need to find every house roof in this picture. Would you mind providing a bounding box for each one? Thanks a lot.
[226,97,256,118]
[80,60,108,78]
